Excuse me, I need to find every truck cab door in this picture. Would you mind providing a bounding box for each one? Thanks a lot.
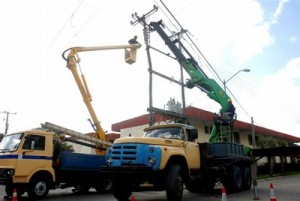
[16,134,51,178]
[183,129,200,169]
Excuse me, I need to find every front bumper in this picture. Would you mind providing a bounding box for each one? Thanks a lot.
[101,166,153,174]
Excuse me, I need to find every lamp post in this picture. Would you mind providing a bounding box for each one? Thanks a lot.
[223,68,250,92]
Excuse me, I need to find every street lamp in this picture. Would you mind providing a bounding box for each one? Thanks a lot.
[223,68,250,92]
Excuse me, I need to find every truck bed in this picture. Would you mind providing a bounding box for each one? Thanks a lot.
[60,153,106,170]
[199,142,244,158]
[199,142,252,168]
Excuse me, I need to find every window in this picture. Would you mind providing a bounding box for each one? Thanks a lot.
[248,134,259,145]
[23,135,45,151]
[0,133,23,152]
[233,132,240,143]
[144,127,184,140]
[204,126,213,134]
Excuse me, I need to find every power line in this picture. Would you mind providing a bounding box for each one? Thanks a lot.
[47,0,85,49]
[63,2,105,49]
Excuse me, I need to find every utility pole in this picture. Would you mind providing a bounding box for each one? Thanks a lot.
[131,5,158,126]
[173,29,186,110]
[1,111,17,135]
[250,116,259,200]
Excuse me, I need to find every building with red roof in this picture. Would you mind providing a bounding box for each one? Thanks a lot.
[111,106,300,147]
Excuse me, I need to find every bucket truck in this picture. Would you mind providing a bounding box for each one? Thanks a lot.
[0,39,141,200]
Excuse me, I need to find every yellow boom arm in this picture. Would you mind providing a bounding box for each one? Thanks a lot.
[62,40,141,155]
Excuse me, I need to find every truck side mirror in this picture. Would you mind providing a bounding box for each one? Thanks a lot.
[187,129,198,141]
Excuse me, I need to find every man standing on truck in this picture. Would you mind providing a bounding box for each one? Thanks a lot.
[222,99,235,120]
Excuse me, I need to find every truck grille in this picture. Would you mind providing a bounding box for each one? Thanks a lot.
[111,144,138,161]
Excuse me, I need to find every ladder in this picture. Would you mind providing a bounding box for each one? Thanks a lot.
[41,122,112,147]
[219,124,232,142]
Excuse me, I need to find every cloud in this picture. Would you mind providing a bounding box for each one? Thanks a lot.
[290,36,298,43]
[174,0,275,67]
[271,0,290,25]
[249,57,300,136]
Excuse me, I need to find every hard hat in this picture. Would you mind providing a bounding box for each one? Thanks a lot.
[227,99,232,103]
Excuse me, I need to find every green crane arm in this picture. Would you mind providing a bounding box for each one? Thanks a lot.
[150,20,230,142]
[179,60,230,113]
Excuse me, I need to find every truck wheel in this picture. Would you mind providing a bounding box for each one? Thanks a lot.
[112,175,132,201]
[5,184,13,197]
[27,175,50,199]
[242,167,252,190]
[5,185,25,197]
[166,164,183,201]
[95,177,112,193]
[231,166,242,192]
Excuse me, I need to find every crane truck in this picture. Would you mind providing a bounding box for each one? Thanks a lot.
[102,20,253,201]
[0,39,141,200]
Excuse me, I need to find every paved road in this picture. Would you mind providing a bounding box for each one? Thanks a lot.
[1,175,299,201]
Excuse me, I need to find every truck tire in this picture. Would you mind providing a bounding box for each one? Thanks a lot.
[95,177,112,193]
[5,184,13,197]
[230,166,242,192]
[27,175,50,199]
[112,174,132,201]
[242,166,252,190]
[166,164,183,201]
[5,184,25,197]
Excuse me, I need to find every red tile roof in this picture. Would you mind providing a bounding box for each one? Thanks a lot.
[111,106,300,142]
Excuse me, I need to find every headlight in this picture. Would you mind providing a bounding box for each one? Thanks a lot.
[106,148,112,154]
[148,156,156,166]
[106,157,112,166]
[0,169,15,176]
[6,169,14,176]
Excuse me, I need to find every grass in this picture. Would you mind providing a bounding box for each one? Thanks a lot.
[257,171,300,180]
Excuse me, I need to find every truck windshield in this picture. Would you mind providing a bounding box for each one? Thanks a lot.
[144,127,184,140]
[0,133,23,152]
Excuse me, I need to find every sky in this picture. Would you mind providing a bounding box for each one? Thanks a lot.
[0,0,299,138]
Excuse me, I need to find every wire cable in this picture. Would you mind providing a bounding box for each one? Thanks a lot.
[47,0,85,49]
[63,3,105,49]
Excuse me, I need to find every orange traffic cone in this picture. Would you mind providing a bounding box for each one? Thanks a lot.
[221,186,227,201]
[130,194,136,201]
[11,188,18,201]
[270,183,277,201]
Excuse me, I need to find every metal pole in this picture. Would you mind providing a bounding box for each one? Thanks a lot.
[251,117,259,200]
[178,32,186,110]
[223,79,226,92]
[251,117,256,147]
[251,162,260,200]
[144,26,155,126]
